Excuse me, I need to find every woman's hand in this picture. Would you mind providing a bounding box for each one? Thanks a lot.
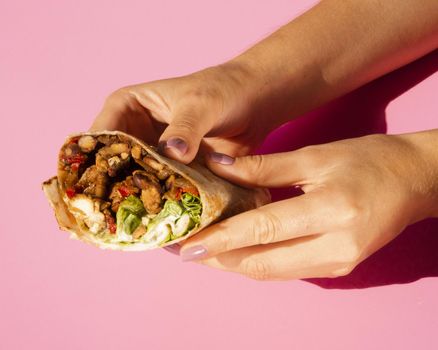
[89,0,438,165]
[179,131,438,280]
[90,64,275,163]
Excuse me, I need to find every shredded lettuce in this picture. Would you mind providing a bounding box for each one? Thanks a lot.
[146,200,182,234]
[116,195,146,235]
[162,199,184,217]
[181,193,202,224]
[146,196,201,242]
[115,192,202,244]
[172,213,195,239]
[147,200,182,227]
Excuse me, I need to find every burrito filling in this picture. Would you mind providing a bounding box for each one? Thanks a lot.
[58,134,202,246]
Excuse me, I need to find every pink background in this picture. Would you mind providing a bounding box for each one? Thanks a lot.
[1,1,437,349]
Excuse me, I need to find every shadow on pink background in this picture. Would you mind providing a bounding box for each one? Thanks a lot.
[258,49,438,289]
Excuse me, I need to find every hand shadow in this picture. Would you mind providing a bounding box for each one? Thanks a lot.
[256,49,438,289]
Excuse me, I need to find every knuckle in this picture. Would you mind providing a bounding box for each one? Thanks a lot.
[335,193,362,227]
[242,258,271,281]
[105,87,130,102]
[298,145,327,169]
[171,115,198,134]
[241,155,269,185]
[331,241,361,277]
[330,264,355,278]
[217,232,233,252]
[250,208,280,245]
[344,205,361,227]
[104,87,136,108]
[248,154,265,173]
[343,244,361,265]
[321,233,362,278]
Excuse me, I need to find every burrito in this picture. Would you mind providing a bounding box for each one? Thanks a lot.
[42,131,270,251]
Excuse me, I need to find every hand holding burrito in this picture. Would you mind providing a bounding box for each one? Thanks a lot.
[89,65,281,164]
[43,131,270,251]
[179,133,438,280]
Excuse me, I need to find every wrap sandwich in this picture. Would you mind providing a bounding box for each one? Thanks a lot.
[42,131,270,251]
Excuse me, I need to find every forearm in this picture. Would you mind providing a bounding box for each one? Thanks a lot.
[226,0,438,128]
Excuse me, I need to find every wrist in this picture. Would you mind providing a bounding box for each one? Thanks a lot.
[398,130,438,219]
[209,60,287,133]
[232,51,324,124]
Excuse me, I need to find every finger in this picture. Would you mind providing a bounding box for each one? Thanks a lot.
[162,243,181,256]
[197,233,355,281]
[180,192,334,259]
[90,89,137,131]
[200,137,254,158]
[89,89,160,143]
[205,150,311,188]
[158,106,214,164]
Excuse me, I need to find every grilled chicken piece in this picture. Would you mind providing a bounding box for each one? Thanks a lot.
[98,143,130,158]
[109,176,140,212]
[133,154,175,181]
[132,171,163,214]
[157,167,173,180]
[163,175,199,200]
[142,156,163,171]
[96,142,131,177]
[131,145,142,159]
[97,135,118,145]
[76,165,109,199]
[140,187,162,214]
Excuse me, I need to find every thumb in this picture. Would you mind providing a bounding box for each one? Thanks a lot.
[206,151,309,188]
[158,108,213,164]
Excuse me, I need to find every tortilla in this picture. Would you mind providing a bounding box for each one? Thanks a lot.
[42,130,270,251]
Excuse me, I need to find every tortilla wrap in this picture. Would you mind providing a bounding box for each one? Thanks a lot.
[42,130,270,251]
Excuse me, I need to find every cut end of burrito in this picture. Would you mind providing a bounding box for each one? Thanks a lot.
[43,131,270,251]
[48,133,203,250]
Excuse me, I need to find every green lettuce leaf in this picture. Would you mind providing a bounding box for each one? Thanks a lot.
[172,213,195,239]
[146,200,182,232]
[116,195,146,235]
[162,199,184,217]
[181,193,202,224]
[134,194,202,244]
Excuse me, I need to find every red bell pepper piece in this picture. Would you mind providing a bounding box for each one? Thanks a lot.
[118,186,131,197]
[71,163,80,171]
[66,188,76,199]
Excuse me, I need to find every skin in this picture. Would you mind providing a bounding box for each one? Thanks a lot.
[90,0,438,280]
[190,131,438,280]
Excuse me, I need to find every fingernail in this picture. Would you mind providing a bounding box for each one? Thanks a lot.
[165,137,188,156]
[181,245,208,262]
[209,152,235,165]
[163,243,181,255]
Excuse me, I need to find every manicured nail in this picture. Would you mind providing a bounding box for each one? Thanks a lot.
[181,245,208,262]
[209,152,235,165]
[165,137,188,156]
[163,243,181,255]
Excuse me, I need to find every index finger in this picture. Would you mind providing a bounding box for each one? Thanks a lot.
[89,88,162,144]
[180,192,332,260]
